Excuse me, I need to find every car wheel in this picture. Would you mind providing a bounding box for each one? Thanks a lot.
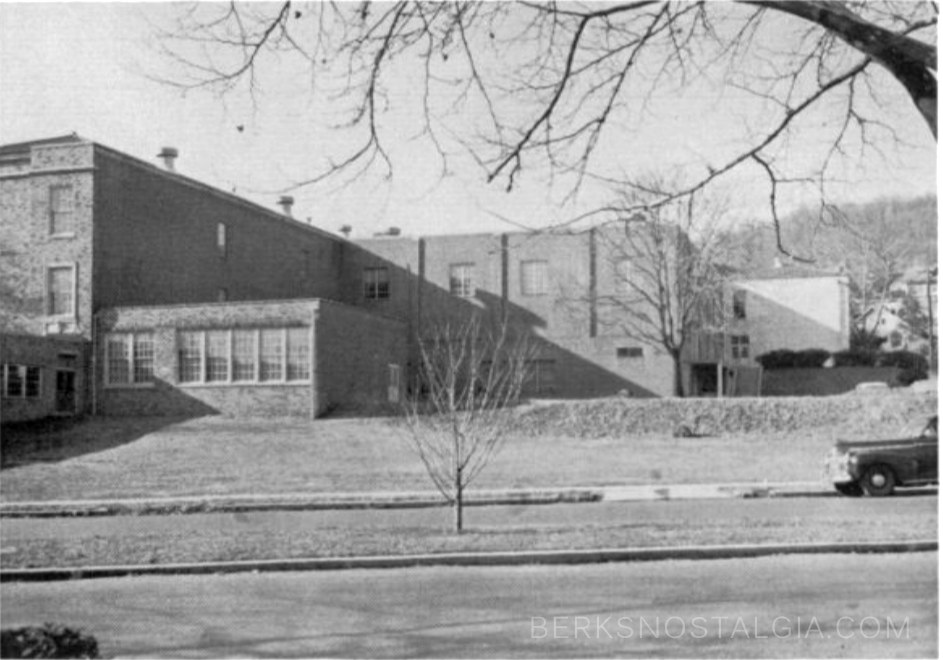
[834,482,863,497]
[859,465,896,497]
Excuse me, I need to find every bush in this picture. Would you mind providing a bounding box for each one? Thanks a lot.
[0,624,99,659]
[756,350,797,370]
[793,349,831,368]
[876,350,930,386]
[831,349,877,368]
[756,348,831,370]
[876,350,929,372]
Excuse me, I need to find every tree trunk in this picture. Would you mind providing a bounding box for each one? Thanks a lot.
[454,468,464,533]
[671,350,685,397]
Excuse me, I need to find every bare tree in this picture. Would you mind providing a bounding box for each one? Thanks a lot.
[403,315,533,532]
[589,188,731,396]
[155,2,936,248]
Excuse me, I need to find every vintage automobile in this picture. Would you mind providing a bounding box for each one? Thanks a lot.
[824,416,938,497]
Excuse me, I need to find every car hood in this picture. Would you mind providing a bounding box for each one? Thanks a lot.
[833,438,920,452]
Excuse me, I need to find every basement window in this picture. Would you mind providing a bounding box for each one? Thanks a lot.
[617,347,643,358]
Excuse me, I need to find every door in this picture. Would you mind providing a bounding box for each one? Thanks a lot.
[55,370,76,414]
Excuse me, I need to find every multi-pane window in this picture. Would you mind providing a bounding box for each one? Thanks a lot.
[178,331,203,383]
[217,223,228,258]
[524,359,557,395]
[177,328,310,385]
[731,335,750,359]
[260,329,284,382]
[2,364,41,398]
[449,263,475,297]
[49,185,75,235]
[286,328,311,381]
[732,290,747,320]
[521,260,549,296]
[105,333,155,386]
[363,267,390,299]
[616,347,644,358]
[47,265,75,316]
[205,331,229,382]
[232,330,257,382]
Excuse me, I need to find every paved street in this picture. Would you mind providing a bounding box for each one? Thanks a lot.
[2,494,937,543]
[1,552,935,658]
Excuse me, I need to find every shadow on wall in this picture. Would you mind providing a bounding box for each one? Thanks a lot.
[2,387,217,469]
[345,240,659,400]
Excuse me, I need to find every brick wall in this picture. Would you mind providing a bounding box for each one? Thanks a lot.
[92,147,347,310]
[314,299,407,415]
[0,142,95,339]
[0,334,87,423]
[355,231,677,397]
[96,300,316,418]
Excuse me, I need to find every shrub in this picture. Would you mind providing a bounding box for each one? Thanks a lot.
[756,348,831,370]
[756,350,797,370]
[876,350,930,386]
[0,624,99,659]
[831,349,877,368]
[793,349,831,368]
[876,350,929,372]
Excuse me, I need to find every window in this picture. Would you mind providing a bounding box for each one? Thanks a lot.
[47,265,75,316]
[2,365,41,398]
[731,335,750,359]
[105,333,155,386]
[178,331,203,383]
[232,330,257,382]
[616,259,633,294]
[205,331,229,382]
[49,185,75,235]
[260,329,285,382]
[449,263,475,297]
[617,347,644,358]
[732,290,747,320]
[217,223,228,258]
[177,328,310,385]
[363,267,390,299]
[521,260,549,296]
[524,359,557,395]
[286,328,310,381]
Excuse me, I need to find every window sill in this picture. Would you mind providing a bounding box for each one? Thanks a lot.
[178,380,312,388]
[103,382,156,390]
[49,233,76,240]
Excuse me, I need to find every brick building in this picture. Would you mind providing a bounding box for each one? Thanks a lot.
[0,135,405,422]
[1,135,853,422]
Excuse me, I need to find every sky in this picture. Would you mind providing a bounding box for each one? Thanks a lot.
[0,2,937,241]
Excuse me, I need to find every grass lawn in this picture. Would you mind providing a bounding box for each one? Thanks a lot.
[1,499,934,569]
[1,413,863,502]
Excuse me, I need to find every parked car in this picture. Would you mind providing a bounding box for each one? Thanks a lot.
[824,416,938,496]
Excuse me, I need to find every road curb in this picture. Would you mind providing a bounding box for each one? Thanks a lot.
[2,540,935,582]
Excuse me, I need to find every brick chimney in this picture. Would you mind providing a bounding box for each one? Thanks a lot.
[278,196,294,218]
[157,147,178,172]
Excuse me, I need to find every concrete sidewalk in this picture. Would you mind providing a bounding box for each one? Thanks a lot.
[0,481,830,518]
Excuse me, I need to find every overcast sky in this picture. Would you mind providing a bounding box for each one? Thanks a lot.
[0,2,936,239]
